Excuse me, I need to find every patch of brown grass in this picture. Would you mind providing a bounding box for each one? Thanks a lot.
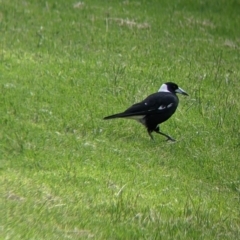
[185,17,215,29]
[107,18,150,29]
[224,39,239,49]
[73,1,85,9]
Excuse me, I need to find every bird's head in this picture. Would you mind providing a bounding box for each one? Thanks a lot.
[158,82,188,96]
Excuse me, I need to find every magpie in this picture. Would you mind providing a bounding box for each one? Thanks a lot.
[103,82,188,141]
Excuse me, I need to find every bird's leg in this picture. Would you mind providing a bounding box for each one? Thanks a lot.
[147,130,154,141]
[154,126,176,142]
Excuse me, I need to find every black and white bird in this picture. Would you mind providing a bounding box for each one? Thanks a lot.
[103,82,188,141]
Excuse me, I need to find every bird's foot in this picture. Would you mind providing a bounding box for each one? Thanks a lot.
[166,136,176,142]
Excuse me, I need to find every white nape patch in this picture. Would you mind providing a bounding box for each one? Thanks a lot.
[167,103,173,108]
[158,105,166,110]
[158,84,170,92]
[126,115,145,120]
[144,102,148,105]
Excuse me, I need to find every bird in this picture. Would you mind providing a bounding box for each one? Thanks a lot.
[103,82,188,141]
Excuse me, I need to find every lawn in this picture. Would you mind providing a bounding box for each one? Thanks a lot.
[1,0,240,239]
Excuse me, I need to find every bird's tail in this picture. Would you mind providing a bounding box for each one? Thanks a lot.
[103,112,125,120]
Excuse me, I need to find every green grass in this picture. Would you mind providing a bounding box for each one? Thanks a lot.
[1,0,240,239]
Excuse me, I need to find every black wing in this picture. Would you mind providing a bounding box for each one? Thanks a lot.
[104,92,179,119]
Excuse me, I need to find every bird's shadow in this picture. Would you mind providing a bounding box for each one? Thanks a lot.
[104,132,177,148]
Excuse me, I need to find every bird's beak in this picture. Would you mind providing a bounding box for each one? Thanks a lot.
[175,87,188,96]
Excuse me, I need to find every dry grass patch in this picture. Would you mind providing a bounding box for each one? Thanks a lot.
[107,17,150,29]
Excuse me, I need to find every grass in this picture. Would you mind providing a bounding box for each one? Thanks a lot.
[1,0,240,239]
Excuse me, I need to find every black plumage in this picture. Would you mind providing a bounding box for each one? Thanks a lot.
[104,82,188,141]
